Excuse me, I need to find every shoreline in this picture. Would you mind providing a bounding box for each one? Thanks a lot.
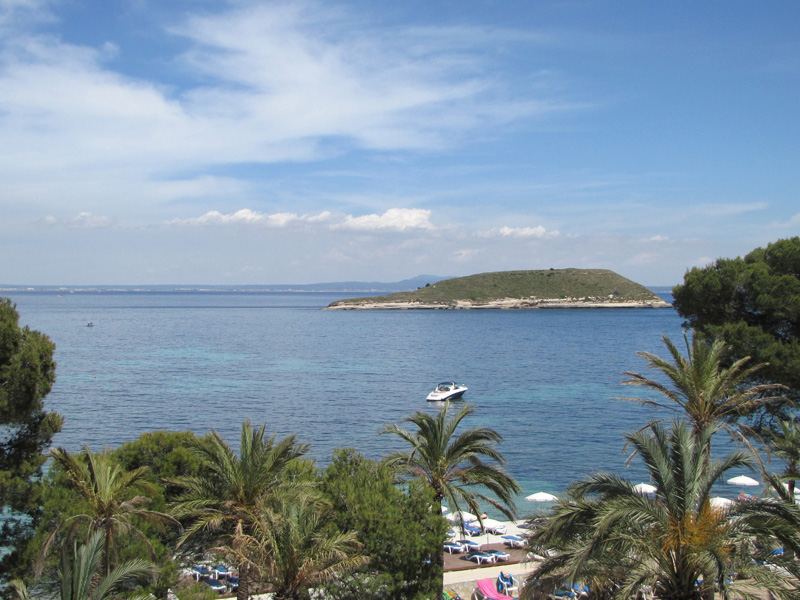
[326,298,672,310]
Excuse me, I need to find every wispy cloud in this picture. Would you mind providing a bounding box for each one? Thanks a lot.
[495,225,560,238]
[0,0,570,220]
[167,209,332,227]
[688,202,769,217]
[41,212,113,229]
[336,208,434,231]
[170,207,434,232]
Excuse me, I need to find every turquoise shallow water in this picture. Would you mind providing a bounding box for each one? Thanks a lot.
[7,290,690,512]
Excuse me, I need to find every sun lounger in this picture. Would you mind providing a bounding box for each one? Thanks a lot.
[444,542,465,554]
[464,522,483,536]
[553,583,589,599]
[474,578,514,600]
[212,565,231,579]
[501,534,525,548]
[205,578,226,593]
[457,538,482,551]
[466,551,496,564]
[487,549,510,561]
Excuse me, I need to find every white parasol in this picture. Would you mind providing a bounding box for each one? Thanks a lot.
[727,475,759,487]
[780,482,800,495]
[445,510,477,523]
[633,483,657,494]
[525,492,558,502]
[480,518,507,534]
[709,497,734,509]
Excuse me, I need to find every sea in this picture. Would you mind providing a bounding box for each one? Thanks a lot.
[4,289,704,513]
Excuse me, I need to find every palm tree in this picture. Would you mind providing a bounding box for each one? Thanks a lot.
[227,495,368,600]
[13,530,153,600]
[762,418,800,564]
[768,418,800,497]
[523,420,800,600]
[170,419,309,600]
[381,402,520,598]
[619,331,785,453]
[41,445,178,577]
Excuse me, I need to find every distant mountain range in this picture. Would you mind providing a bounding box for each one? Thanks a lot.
[0,275,449,294]
[1,276,676,295]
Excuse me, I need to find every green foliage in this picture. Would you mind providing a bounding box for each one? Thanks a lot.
[228,495,367,600]
[0,297,63,587]
[174,582,217,600]
[28,434,197,597]
[382,402,520,518]
[111,430,212,576]
[113,430,204,502]
[768,419,800,495]
[170,419,310,600]
[619,331,785,446]
[524,420,800,600]
[320,449,447,600]
[12,530,153,600]
[334,269,662,306]
[672,237,800,424]
[382,403,519,600]
[43,446,178,577]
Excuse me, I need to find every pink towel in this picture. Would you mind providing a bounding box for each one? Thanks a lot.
[476,578,514,600]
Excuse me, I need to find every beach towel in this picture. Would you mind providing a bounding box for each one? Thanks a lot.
[476,578,514,600]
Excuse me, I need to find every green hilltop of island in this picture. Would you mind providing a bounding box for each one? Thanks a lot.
[326,268,670,310]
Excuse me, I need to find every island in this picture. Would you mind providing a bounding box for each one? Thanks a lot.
[325,269,671,310]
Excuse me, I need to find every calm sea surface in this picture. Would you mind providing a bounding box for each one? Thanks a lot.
[6,291,691,511]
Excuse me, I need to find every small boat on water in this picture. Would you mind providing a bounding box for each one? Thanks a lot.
[426,381,468,402]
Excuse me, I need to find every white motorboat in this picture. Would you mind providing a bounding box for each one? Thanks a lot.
[426,381,468,402]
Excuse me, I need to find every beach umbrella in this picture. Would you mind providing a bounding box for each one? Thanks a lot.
[727,475,759,487]
[525,492,558,502]
[779,483,800,495]
[710,497,734,509]
[633,483,657,494]
[480,518,507,534]
[445,510,477,523]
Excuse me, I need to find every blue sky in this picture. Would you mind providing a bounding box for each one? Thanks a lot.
[1,0,798,285]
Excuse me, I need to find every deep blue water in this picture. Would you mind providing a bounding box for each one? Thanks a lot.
[6,291,689,512]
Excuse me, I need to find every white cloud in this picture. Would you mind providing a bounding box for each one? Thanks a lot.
[167,209,332,227]
[0,0,572,226]
[306,211,333,223]
[496,225,560,238]
[337,208,434,231]
[40,212,113,229]
[0,0,52,33]
[167,207,430,231]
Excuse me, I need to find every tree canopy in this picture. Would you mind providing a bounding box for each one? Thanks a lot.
[672,237,800,425]
[524,420,800,600]
[321,449,447,600]
[0,298,63,585]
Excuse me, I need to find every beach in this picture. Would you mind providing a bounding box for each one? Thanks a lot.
[443,520,534,598]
